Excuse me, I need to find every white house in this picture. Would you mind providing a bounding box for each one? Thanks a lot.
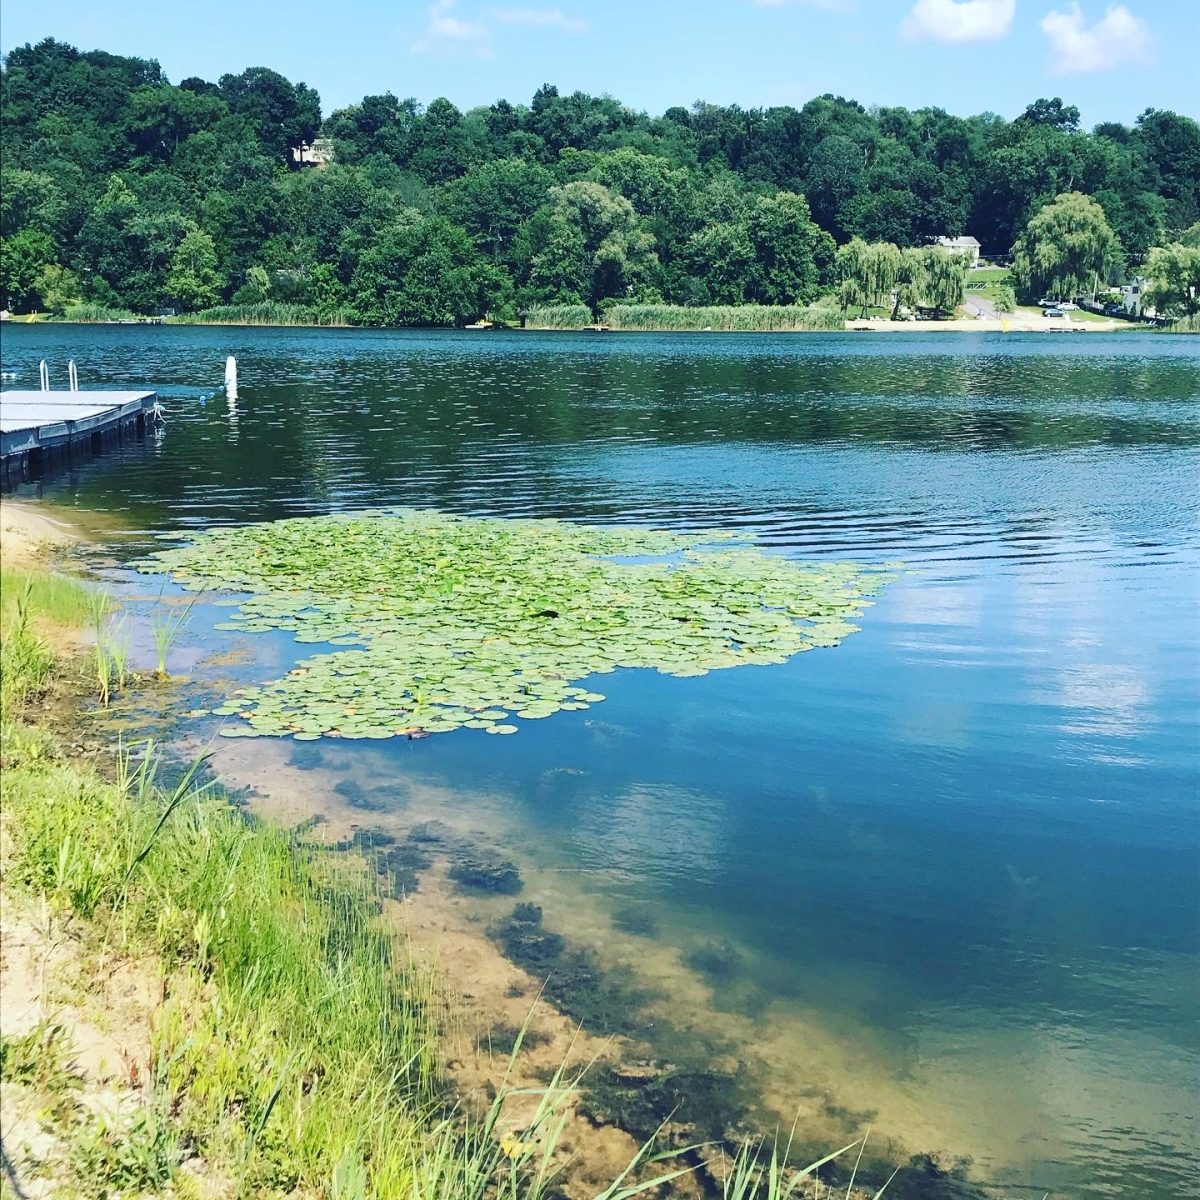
[1120,276,1155,319]
[291,138,336,169]
[935,235,982,268]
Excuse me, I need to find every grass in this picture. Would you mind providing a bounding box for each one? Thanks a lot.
[1159,313,1200,333]
[170,302,351,326]
[522,304,594,329]
[605,303,844,332]
[56,302,144,322]
[1,556,893,1198]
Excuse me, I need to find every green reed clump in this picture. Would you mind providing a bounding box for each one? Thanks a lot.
[56,302,141,322]
[605,303,844,332]
[171,302,351,326]
[523,304,594,329]
[1159,313,1200,333]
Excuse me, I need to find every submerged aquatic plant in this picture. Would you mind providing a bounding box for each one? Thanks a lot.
[143,509,893,741]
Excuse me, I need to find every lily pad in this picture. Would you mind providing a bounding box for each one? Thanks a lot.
[145,508,892,741]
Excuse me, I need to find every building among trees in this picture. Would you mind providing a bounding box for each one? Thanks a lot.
[934,236,981,267]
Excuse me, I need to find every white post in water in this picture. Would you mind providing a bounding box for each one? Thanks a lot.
[68,360,79,391]
[39,360,49,391]
[224,355,238,414]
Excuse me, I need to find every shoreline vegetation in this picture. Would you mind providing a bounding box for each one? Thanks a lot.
[5,300,1167,334]
[3,41,1198,337]
[1,502,983,1199]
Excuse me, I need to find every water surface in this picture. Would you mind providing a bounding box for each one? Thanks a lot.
[4,325,1198,1198]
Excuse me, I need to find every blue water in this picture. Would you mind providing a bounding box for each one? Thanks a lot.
[3,325,1198,1197]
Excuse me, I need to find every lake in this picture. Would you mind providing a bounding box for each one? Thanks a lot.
[3,324,1198,1198]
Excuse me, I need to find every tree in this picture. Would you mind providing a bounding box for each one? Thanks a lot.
[1017,98,1081,133]
[517,182,659,311]
[349,214,507,326]
[0,228,56,310]
[745,192,836,304]
[1143,241,1200,316]
[218,66,321,158]
[1011,192,1117,301]
[166,228,224,310]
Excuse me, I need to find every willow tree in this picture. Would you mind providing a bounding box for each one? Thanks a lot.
[1144,241,1200,317]
[835,238,900,316]
[919,245,969,315]
[1011,192,1117,302]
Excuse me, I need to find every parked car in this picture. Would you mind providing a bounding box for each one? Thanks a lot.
[1060,301,1079,310]
[1043,307,1065,317]
[1037,296,1058,307]
[1103,302,1123,316]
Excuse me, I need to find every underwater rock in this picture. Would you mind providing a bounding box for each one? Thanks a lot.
[448,854,523,896]
[490,903,658,1038]
[684,940,744,981]
[611,904,658,937]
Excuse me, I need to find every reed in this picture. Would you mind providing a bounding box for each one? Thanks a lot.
[56,302,141,322]
[171,302,352,327]
[605,303,845,332]
[522,304,594,329]
[149,589,201,677]
[1159,313,1200,333]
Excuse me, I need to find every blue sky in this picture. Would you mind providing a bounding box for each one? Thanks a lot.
[3,1,1197,126]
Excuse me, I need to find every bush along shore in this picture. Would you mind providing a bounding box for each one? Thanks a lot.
[0,513,1000,1199]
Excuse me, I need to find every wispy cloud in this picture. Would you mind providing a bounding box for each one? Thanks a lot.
[412,1,590,54]
[1040,3,1152,73]
[412,0,490,55]
[901,0,1015,42]
[491,7,590,32]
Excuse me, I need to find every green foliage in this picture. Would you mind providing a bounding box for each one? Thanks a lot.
[142,509,890,741]
[1143,240,1200,317]
[0,227,56,310]
[1,37,1194,320]
[1011,192,1118,302]
[165,226,224,310]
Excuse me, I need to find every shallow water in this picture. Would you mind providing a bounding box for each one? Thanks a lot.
[4,325,1199,1197]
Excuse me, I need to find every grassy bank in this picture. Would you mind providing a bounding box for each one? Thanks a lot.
[0,534,892,1199]
[0,564,628,1198]
[523,303,843,332]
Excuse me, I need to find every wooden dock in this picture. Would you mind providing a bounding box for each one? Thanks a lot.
[1,390,159,484]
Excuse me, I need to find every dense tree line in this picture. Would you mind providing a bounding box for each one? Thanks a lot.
[2,38,1198,323]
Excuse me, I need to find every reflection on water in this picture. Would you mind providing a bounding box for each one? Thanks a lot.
[3,325,1198,1199]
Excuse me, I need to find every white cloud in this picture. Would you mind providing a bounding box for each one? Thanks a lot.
[491,7,590,32]
[1040,3,1152,73]
[901,0,1016,42]
[412,0,489,54]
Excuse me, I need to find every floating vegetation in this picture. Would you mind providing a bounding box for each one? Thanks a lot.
[142,509,892,741]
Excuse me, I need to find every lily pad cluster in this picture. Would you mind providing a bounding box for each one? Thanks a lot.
[143,509,890,741]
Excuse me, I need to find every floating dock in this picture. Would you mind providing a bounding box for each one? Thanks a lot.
[1,390,159,484]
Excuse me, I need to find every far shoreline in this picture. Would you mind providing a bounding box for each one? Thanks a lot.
[2,316,1161,334]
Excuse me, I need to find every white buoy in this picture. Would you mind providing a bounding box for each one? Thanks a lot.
[68,359,79,391]
[224,356,237,389]
[39,360,49,391]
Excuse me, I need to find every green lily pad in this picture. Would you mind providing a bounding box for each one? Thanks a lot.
[145,508,893,742]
